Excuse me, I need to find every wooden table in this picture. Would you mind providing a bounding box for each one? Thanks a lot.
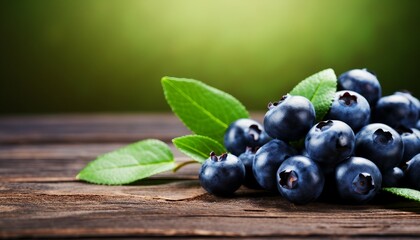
[1,114,420,239]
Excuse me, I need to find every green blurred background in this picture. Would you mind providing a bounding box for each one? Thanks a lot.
[1,0,420,114]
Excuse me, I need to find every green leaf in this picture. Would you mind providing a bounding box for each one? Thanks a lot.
[76,139,175,185]
[382,188,420,202]
[290,68,337,121]
[173,135,226,163]
[162,76,249,144]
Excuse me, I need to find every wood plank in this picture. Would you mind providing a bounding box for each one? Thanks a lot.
[2,114,420,239]
[1,181,420,238]
[0,113,265,144]
[0,114,190,144]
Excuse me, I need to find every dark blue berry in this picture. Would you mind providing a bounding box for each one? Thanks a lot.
[373,94,418,128]
[326,90,370,132]
[199,152,245,196]
[238,147,262,189]
[338,68,381,107]
[381,167,404,187]
[253,139,296,192]
[276,155,325,204]
[355,123,403,171]
[335,157,382,204]
[264,94,315,141]
[224,118,270,156]
[405,153,420,190]
[395,91,420,116]
[305,120,355,167]
[396,126,420,162]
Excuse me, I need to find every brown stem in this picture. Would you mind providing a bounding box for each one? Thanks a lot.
[173,160,199,173]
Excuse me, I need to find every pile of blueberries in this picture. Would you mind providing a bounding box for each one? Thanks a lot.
[199,69,420,204]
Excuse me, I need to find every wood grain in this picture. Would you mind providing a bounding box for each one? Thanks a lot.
[0,114,190,144]
[0,143,196,182]
[0,113,264,144]
[1,114,420,239]
[1,181,420,238]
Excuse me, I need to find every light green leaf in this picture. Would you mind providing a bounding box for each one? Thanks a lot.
[173,135,226,163]
[76,139,175,185]
[290,68,337,121]
[382,188,420,202]
[162,76,249,144]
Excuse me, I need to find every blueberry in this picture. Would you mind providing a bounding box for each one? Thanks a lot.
[199,152,245,196]
[396,126,420,162]
[373,94,418,128]
[264,94,315,142]
[355,123,403,171]
[338,68,381,107]
[335,157,382,204]
[224,118,270,156]
[395,91,420,116]
[406,153,420,190]
[238,147,262,189]
[381,167,404,188]
[305,120,355,167]
[417,120,420,130]
[276,155,325,204]
[325,91,371,132]
[253,139,297,192]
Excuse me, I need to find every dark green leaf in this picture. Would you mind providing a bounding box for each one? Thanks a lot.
[382,188,420,202]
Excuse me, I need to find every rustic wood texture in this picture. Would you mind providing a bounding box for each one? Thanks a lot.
[1,114,420,239]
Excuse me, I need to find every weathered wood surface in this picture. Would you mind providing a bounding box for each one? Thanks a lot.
[1,114,420,239]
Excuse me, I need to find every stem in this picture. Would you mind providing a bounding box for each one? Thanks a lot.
[173,160,199,172]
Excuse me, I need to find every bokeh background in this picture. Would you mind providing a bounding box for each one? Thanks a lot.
[1,0,420,114]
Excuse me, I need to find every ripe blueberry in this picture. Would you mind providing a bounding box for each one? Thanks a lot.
[277,155,325,204]
[253,139,296,192]
[373,94,418,128]
[406,153,420,190]
[396,126,420,162]
[381,167,404,188]
[264,94,315,142]
[338,68,381,107]
[199,152,245,196]
[355,123,403,171]
[395,91,420,116]
[335,157,382,204]
[325,90,370,132]
[238,147,262,189]
[224,118,270,156]
[305,120,355,167]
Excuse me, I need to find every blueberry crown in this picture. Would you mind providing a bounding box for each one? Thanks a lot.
[373,129,393,145]
[210,152,228,162]
[339,92,358,106]
[267,94,289,109]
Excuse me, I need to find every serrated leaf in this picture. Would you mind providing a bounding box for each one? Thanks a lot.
[290,68,337,121]
[162,76,249,144]
[382,188,420,202]
[173,135,226,163]
[76,139,174,185]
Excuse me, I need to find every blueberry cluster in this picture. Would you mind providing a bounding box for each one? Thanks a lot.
[199,68,420,204]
